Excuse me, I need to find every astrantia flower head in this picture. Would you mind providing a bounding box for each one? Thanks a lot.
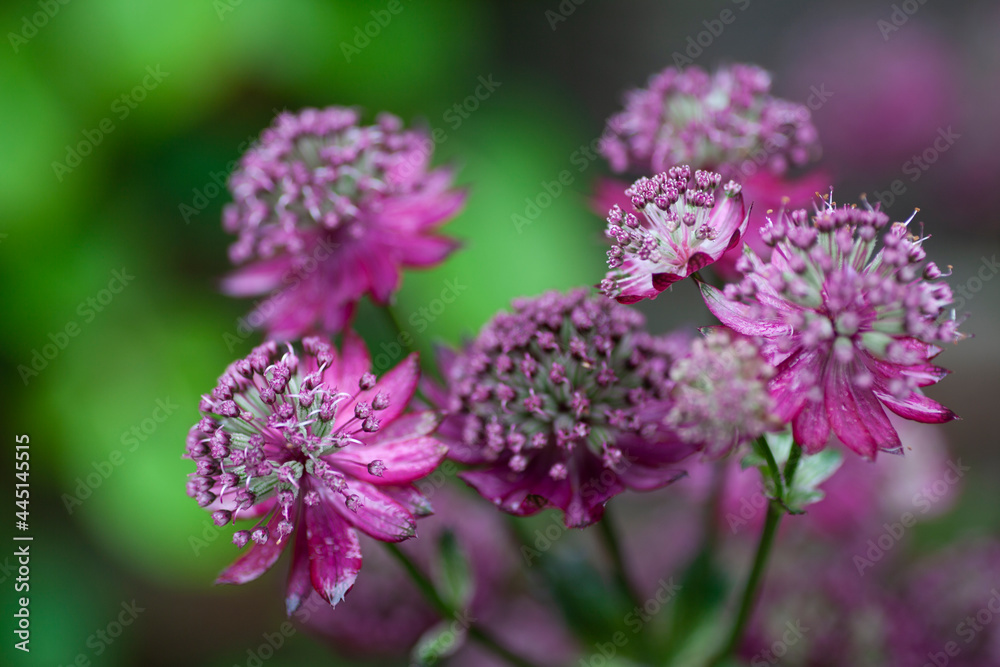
[221,107,465,338]
[427,289,696,528]
[601,64,820,177]
[700,197,962,458]
[667,328,777,459]
[184,334,446,612]
[601,165,748,303]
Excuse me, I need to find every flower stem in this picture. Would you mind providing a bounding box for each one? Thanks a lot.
[708,439,802,666]
[710,501,783,665]
[598,509,644,611]
[383,543,544,667]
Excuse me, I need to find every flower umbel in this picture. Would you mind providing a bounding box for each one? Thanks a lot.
[427,289,696,528]
[601,165,748,303]
[668,328,777,459]
[600,64,821,177]
[185,334,446,612]
[221,107,465,338]
[700,197,962,458]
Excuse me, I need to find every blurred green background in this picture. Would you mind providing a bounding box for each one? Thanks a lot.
[1,0,998,665]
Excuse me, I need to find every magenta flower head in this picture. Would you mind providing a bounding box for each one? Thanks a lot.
[700,199,962,458]
[221,107,465,339]
[601,165,748,303]
[426,289,697,528]
[184,333,447,612]
[667,328,778,459]
[600,64,820,177]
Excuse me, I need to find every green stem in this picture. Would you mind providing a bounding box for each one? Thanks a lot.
[784,441,802,483]
[598,510,644,612]
[383,543,543,667]
[709,502,783,666]
[708,439,803,666]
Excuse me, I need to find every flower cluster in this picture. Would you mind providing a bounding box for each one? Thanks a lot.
[428,289,697,527]
[601,165,748,302]
[667,328,777,459]
[600,64,821,177]
[177,54,969,664]
[221,107,465,338]
[700,199,961,457]
[185,334,446,611]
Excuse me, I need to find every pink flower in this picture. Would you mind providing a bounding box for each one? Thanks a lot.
[184,334,447,612]
[667,328,778,459]
[220,107,465,339]
[600,166,748,303]
[601,64,820,178]
[593,170,831,282]
[700,200,962,458]
[427,290,697,528]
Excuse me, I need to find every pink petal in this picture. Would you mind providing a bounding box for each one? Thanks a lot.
[365,353,421,425]
[220,256,295,297]
[825,361,900,459]
[333,436,448,485]
[303,494,363,607]
[370,410,442,444]
[394,235,462,267]
[216,507,293,585]
[699,281,790,338]
[460,467,554,518]
[336,329,372,388]
[381,485,434,518]
[285,516,312,615]
[793,401,832,454]
[875,390,958,424]
[611,258,664,303]
[360,245,402,304]
[328,480,417,542]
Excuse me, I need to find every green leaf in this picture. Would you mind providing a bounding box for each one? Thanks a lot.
[410,618,468,666]
[435,530,474,611]
[661,548,730,660]
[784,447,843,513]
[747,429,843,514]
